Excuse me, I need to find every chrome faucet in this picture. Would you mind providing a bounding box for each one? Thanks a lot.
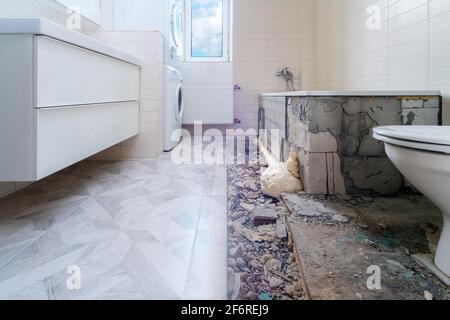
[277,67,299,92]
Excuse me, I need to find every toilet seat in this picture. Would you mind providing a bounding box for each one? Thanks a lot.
[374,126,450,155]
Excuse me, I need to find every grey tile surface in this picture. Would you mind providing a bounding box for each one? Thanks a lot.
[0,147,227,300]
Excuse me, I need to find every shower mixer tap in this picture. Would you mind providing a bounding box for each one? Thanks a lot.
[277,67,299,92]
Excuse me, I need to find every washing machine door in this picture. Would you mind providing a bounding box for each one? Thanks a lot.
[170,1,184,51]
[175,81,184,122]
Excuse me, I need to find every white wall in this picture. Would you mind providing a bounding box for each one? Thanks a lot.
[316,0,450,124]
[111,0,166,34]
[299,0,317,89]
[0,0,67,24]
[55,0,101,24]
[0,0,98,30]
[232,0,316,130]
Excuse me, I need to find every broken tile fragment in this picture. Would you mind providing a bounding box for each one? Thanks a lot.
[252,208,278,224]
[332,214,349,224]
[276,218,288,240]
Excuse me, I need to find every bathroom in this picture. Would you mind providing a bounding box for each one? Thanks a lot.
[0,0,449,304]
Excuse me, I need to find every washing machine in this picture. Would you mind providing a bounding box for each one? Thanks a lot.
[164,65,184,151]
[167,0,184,67]
[164,0,185,151]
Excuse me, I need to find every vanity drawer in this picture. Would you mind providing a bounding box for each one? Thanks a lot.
[35,36,139,108]
[36,102,139,179]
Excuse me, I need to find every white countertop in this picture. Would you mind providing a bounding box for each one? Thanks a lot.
[0,18,142,66]
[260,90,441,97]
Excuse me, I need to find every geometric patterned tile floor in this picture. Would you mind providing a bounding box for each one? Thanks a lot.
[0,150,227,300]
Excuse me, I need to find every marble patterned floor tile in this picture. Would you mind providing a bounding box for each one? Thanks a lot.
[0,145,228,300]
[184,196,227,300]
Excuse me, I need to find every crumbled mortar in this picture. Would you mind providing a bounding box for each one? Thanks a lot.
[227,154,306,301]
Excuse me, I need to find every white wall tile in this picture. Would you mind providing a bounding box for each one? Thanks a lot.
[316,0,450,124]
[232,0,316,129]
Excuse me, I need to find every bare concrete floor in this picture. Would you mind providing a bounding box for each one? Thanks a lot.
[283,193,449,300]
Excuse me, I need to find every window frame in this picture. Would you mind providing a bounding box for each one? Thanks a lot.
[185,0,231,62]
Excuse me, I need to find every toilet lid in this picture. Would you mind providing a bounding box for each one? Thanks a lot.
[374,126,450,146]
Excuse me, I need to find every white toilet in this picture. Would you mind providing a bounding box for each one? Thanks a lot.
[373,126,450,278]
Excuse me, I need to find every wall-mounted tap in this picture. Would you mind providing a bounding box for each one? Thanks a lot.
[277,67,299,92]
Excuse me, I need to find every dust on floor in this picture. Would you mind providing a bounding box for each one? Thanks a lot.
[283,193,450,300]
[227,148,449,300]
[227,159,306,301]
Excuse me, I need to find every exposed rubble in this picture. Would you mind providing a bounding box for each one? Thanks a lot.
[227,154,306,300]
[227,142,449,300]
[283,192,450,300]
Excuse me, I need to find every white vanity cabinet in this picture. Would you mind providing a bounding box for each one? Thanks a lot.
[0,19,141,181]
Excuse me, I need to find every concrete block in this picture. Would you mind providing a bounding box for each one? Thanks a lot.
[342,98,361,115]
[342,157,403,194]
[326,153,335,194]
[302,152,328,194]
[286,95,440,196]
[341,98,400,157]
[333,153,347,195]
[309,98,343,136]
[358,134,385,157]
[288,119,308,149]
[325,153,347,195]
[402,99,424,109]
[289,119,338,153]
[364,98,402,125]
[402,108,440,125]
[308,132,338,153]
[424,98,440,109]
[291,97,311,122]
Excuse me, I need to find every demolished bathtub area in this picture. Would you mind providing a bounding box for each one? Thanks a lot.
[259,93,441,195]
[250,92,449,299]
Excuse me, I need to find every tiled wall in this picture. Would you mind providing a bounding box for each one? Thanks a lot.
[0,0,97,30]
[299,0,317,89]
[316,0,450,123]
[1,0,67,24]
[86,30,165,160]
[232,0,316,130]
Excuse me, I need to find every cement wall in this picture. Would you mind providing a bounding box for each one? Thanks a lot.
[260,95,442,195]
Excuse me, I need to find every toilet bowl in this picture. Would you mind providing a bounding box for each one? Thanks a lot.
[373,126,450,277]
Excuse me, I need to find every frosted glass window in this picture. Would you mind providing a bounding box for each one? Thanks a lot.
[191,0,223,57]
[186,0,230,62]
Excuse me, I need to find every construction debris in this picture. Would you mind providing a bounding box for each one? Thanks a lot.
[276,218,288,240]
[252,208,278,225]
[285,193,449,300]
[260,144,303,200]
[227,149,306,300]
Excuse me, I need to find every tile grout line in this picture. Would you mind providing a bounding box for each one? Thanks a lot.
[181,165,227,300]
[181,187,208,300]
[0,165,125,276]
